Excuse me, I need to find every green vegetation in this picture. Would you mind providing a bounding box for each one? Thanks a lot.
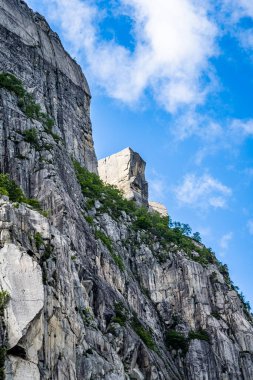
[0,291,9,316]
[165,328,210,355]
[189,329,210,342]
[22,128,40,149]
[211,311,221,320]
[73,161,253,317]
[95,230,125,271]
[0,72,61,145]
[81,307,94,325]
[35,232,44,250]
[0,290,9,379]
[0,173,44,213]
[0,346,6,380]
[73,161,228,270]
[112,302,128,326]
[40,244,53,262]
[112,253,125,271]
[95,230,113,253]
[131,314,157,351]
[165,330,189,355]
[73,160,136,217]
[85,215,94,225]
[0,174,24,202]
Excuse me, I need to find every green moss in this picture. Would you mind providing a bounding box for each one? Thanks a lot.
[112,302,128,326]
[22,128,40,148]
[85,215,94,225]
[0,291,9,316]
[0,187,8,196]
[24,197,42,212]
[95,230,113,253]
[189,329,210,342]
[131,314,157,351]
[35,232,44,250]
[44,124,61,143]
[0,72,25,98]
[112,253,125,271]
[0,72,59,144]
[81,307,93,325]
[94,230,125,270]
[165,330,189,355]
[41,244,53,262]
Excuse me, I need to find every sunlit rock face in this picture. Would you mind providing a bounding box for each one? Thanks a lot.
[98,147,148,206]
[0,1,253,379]
[149,201,168,217]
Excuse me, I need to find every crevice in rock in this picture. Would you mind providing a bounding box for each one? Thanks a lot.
[7,345,26,359]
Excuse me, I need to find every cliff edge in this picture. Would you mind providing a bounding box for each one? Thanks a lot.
[0,1,253,379]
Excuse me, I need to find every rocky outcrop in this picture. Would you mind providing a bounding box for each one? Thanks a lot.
[149,201,168,217]
[98,147,148,206]
[0,1,253,379]
[0,0,97,174]
[98,148,169,216]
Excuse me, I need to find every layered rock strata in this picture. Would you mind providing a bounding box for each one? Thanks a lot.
[0,1,253,380]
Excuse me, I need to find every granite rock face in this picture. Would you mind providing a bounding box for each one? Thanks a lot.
[98,148,168,216]
[149,202,168,217]
[98,147,148,206]
[0,1,253,380]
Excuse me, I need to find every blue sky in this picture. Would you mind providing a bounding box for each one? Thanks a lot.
[27,0,253,306]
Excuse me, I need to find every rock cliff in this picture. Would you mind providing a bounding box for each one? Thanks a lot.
[98,148,148,206]
[0,1,253,380]
[98,148,168,216]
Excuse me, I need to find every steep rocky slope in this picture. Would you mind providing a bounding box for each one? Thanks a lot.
[0,1,253,379]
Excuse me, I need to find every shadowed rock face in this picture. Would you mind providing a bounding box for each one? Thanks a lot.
[0,0,97,175]
[0,1,253,380]
[98,147,149,206]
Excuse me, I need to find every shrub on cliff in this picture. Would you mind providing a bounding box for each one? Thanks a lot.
[165,330,189,355]
[73,159,135,218]
[0,72,57,139]
[0,173,43,212]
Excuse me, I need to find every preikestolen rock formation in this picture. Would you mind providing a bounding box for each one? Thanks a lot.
[98,148,168,216]
[0,1,253,379]
[98,147,149,206]
[149,202,169,217]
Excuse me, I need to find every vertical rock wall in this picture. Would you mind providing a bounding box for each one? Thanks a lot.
[0,1,253,380]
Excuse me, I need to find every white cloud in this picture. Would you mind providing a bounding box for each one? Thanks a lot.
[171,111,253,163]
[219,232,233,250]
[218,232,233,257]
[230,119,253,137]
[32,0,217,113]
[222,0,253,50]
[175,173,232,209]
[247,220,253,235]
[149,170,168,200]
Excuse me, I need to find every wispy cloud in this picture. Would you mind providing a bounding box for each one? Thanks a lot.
[219,232,233,256]
[219,232,233,250]
[247,220,253,235]
[174,173,232,209]
[172,111,253,163]
[28,0,218,113]
[149,170,168,200]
